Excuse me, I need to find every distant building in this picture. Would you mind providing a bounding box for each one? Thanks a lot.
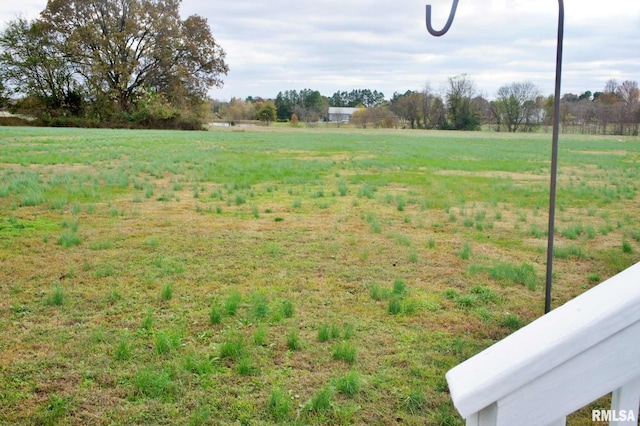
[327,107,361,123]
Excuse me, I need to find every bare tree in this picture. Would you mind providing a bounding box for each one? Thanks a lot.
[617,80,640,135]
[446,74,480,130]
[494,81,541,132]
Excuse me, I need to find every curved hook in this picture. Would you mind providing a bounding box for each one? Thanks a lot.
[426,0,459,37]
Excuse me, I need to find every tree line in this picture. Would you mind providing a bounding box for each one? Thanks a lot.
[0,0,228,129]
[211,76,639,136]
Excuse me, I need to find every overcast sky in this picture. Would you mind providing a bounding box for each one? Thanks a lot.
[1,0,639,101]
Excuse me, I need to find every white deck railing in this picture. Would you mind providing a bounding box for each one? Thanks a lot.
[446,262,640,426]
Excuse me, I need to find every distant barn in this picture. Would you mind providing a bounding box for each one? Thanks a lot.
[327,107,361,123]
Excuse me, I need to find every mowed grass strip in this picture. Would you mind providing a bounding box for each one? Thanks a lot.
[0,126,638,424]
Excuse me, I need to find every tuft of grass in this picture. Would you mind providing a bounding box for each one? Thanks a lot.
[561,223,584,240]
[20,190,45,207]
[455,294,478,309]
[500,314,524,330]
[485,262,538,290]
[622,240,633,254]
[336,371,361,396]
[161,282,173,301]
[268,388,291,421]
[332,342,357,364]
[219,333,245,360]
[250,292,269,320]
[41,394,69,425]
[184,353,213,376]
[388,298,402,315]
[318,324,330,342]
[392,278,407,296]
[428,238,436,249]
[46,284,65,306]
[225,291,241,316]
[402,389,426,414]
[307,386,334,413]
[554,245,586,259]
[133,367,175,400]
[397,196,406,212]
[209,306,222,325]
[89,239,114,250]
[338,181,348,196]
[140,310,154,331]
[253,326,267,346]
[369,284,383,301]
[459,242,471,260]
[57,231,82,248]
[330,324,341,340]
[469,285,499,303]
[155,330,182,355]
[188,406,211,426]
[114,337,131,361]
[286,329,301,351]
[279,300,294,319]
[236,356,255,376]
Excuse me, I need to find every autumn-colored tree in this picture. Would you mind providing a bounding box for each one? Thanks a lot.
[0,0,228,127]
[257,102,277,126]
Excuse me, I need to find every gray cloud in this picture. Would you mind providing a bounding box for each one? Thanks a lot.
[1,0,638,100]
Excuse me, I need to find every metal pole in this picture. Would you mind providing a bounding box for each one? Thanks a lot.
[426,1,566,314]
[545,0,564,314]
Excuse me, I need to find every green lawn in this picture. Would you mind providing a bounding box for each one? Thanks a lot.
[1,126,638,425]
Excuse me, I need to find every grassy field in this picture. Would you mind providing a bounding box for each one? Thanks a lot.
[0,125,638,425]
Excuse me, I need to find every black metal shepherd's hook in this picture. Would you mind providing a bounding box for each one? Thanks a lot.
[426,1,565,314]
[426,0,459,37]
